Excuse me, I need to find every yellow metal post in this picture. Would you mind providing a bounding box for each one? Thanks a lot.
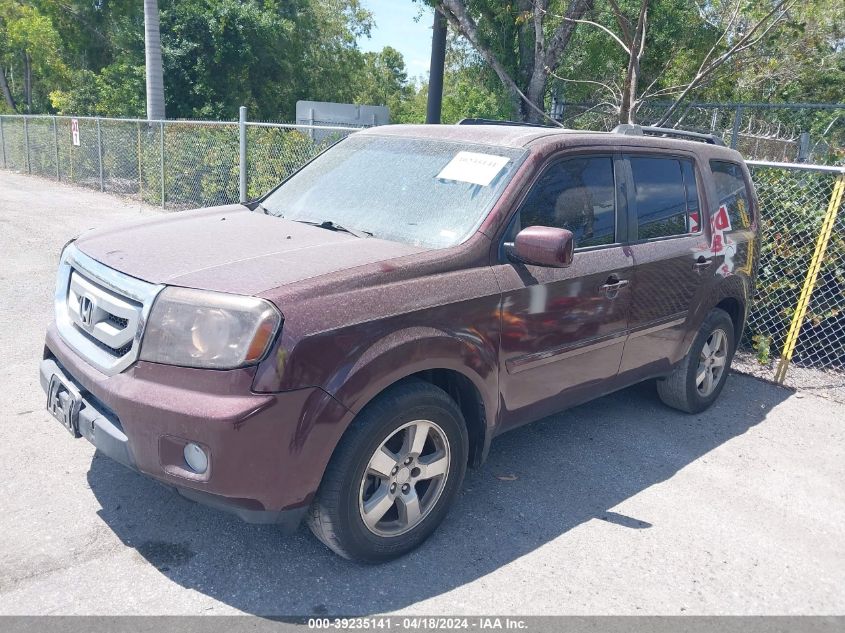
[774,174,845,383]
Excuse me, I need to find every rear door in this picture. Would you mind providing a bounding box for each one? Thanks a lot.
[493,153,634,428]
[619,152,713,376]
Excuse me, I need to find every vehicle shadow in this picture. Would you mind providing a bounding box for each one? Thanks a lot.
[86,373,790,616]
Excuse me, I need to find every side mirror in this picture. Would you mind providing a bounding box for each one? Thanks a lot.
[507,226,574,268]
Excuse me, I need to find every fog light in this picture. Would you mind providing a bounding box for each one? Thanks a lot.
[183,442,208,474]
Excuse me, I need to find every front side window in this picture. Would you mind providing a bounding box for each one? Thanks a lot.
[261,135,526,249]
[710,160,752,230]
[515,156,616,248]
[629,156,693,240]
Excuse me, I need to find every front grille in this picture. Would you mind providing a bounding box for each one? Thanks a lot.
[107,314,129,329]
[55,245,164,375]
[67,270,143,360]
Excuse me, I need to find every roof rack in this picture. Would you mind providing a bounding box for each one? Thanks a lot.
[457,118,559,129]
[613,124,725,146]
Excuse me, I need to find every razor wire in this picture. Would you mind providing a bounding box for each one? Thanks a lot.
[553,101,845,165]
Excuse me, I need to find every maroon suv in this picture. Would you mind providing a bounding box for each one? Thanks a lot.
[41,123,758,562]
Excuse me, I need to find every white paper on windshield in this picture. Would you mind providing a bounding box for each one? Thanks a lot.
[436,151,510,186]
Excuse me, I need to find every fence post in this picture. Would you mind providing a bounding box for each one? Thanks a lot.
[239,106,247,203]
[798,132,810,163]
[137,121,143,202]
[774,174,845,384]
[0,117,6,169]
[23,115,31,173]
[53,116,60,180]
[730,106,744,150]
[96,117,104,191]
[159,121,165,208]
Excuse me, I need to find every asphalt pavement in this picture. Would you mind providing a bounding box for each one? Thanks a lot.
[0,170,843,616]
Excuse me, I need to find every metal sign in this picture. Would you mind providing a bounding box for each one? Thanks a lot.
[295,100,389,141]
[71,118,80,146]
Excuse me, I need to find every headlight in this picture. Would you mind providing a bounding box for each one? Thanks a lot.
[139,287,282,369]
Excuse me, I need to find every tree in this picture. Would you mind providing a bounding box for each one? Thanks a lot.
[353,46,414,117]
[144,0,165,119]
[548,0,800,124]
[428,0,594,123]
[0,1,66,113]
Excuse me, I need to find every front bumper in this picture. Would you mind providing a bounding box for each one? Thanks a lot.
[42,324,351,529]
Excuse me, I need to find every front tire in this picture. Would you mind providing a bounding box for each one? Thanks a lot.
[657,308,735,413]
[307,379,468,563]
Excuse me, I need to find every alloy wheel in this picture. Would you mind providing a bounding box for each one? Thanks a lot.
[696,328,728,397]
[358,419,451,537]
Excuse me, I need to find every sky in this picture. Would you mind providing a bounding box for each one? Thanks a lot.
[358,0,435,80]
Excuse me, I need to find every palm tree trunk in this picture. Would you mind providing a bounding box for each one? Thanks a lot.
[143,0,166,120]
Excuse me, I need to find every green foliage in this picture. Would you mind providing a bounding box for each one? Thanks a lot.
[51,63,145,116]
[752,334,771,365]
[4,0,391,120]
[553,0,845,116]
[394,36,514,124]
[3,0,842,124]
[353,46,415,116]
[0,0,68,113]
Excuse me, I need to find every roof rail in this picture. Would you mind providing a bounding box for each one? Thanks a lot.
[613,124,726,146]
[457,118,558,129]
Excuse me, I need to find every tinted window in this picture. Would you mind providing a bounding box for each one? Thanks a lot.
[517,156,616,248]
[711,161,752,230]
[630,157,689,239]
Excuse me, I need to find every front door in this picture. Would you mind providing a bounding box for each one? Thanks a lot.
[493,154,633,428]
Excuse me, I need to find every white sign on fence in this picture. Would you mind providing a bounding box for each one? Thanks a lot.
[71,118,80,146]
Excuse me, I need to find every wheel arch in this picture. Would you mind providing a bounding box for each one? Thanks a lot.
[411,368,489,468]
[325,330,498,471]
[714,295,746,344]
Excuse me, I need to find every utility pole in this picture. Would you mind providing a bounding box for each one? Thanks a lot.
[426,8,447,124]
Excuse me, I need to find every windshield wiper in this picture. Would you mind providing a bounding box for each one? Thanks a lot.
[294,219,372,239]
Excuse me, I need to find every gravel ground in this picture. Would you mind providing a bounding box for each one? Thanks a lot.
[733,350,845,404]
[0,170,844,616]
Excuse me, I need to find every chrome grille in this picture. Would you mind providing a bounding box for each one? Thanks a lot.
[55,244,164,375]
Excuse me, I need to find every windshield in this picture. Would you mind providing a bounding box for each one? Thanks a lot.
[261,135,526,249]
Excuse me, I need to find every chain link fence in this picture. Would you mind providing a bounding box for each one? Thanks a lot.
[0,114,358,209]
[2,111,845,400]
[737,161,845,402]
[553,101,845,165]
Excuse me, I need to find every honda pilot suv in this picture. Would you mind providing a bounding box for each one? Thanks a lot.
[41,122,758,562]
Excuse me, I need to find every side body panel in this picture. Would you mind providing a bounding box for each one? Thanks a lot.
[492,248,633,429]
[252,236,505,462]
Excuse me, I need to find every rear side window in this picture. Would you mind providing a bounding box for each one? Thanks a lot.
[710,161,752,230]
[682,160,702,232]
[629,156,699,240]
[516,156,616,248]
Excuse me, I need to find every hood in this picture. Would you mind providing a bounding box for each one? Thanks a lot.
[74,205,427,295]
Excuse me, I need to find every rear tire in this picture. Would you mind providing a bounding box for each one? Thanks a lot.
[657,308,735,414]
[307,379,468,563]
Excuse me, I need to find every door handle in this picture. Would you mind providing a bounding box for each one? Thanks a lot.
[693,256,712,271]
[600,275,629,296]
